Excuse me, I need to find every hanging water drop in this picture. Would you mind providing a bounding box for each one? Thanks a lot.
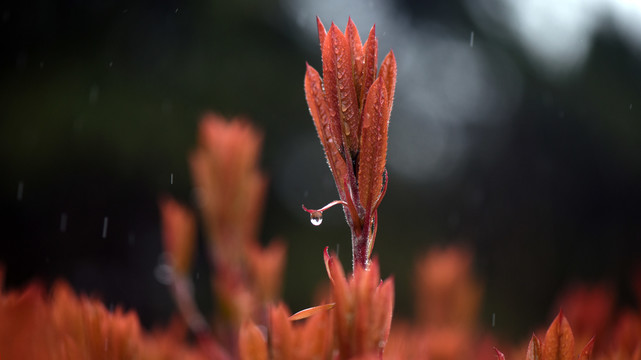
[302,200,346,227]
[310,211,323,226]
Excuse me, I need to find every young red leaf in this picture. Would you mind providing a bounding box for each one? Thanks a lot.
[542,311,575,360]
[345,17,365,105]
[578,336,595,360]
[494,347,506,360]
[378,50,397,119]
[527,334,542,360]
[239,321,268,360]
[360,25,378,111]
[323,23,360,156]
[316,16,327,51]
[304,63,349,195]
[357,77,389,213]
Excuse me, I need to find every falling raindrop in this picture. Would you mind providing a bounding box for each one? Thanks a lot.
[492,313,496,327]
[170,173,174,184]
[60,212,68,232]
[175,8,179,13]
[630,104,633,110]
[470,31,475,48]
[16,181,23,201]
[108,61,113,68]
[155,254,174,285]
[310,211,323,226]
[89,84,100,104]
[102,217,109,238]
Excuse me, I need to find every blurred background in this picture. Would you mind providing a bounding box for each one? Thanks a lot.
[1,0,640,341]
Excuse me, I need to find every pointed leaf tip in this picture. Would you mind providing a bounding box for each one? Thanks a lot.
[579,336,595,360]
[543,311,575,360]
[323,247,334,284]
[316,16,327,49]
[493,348,506,360]
[526,334,541,360]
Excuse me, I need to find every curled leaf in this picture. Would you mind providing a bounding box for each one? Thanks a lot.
[289,303,336,321]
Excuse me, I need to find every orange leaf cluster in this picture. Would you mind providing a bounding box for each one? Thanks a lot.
[384,246,484,360]
[0,272,204,360]
[305,17,397,267]
[159,114,287,358]
[495,312,594,360]
[159,197,197,276]
[239,248,394,359]
[188,115,286,325]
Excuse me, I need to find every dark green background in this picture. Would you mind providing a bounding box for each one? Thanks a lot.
[1,0,640,341]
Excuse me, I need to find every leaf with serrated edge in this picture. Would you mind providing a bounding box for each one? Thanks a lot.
[360,25,378,111]
[357,77,388,212]
[378,51,397,119]
[304,64,348,197]
[346,17,365,106]
[324,23,360,155]
[316,17,327,55]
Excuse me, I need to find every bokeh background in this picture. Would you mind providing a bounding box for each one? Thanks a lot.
[1,0,640,341]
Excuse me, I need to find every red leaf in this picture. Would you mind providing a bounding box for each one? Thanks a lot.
[316,16,327,51]
[304,63,348,196]
[578,336,595,360]
[527,334,542,360]
[239,321,268,360]
[322,23,360,156]
[378,51,397,119]
[542,311,575,360]
[494,347,506,360]
[357,77,389,213]
[360,25,378,111]
[345,17,365,106]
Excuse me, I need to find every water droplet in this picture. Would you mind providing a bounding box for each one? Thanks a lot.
[310,211,323,226]
[470,31,475,48]
[343,123,351,135]
[170,173,174,184]
[60,212,67,232]
[155,253,174,284]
